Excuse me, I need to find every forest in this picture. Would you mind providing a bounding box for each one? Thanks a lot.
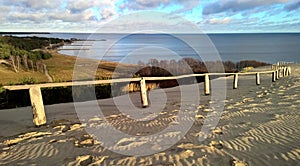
[0,36,69,72]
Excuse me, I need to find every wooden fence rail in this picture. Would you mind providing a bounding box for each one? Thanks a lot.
[3,66,292,126]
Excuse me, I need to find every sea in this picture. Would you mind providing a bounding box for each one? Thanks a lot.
[13,33,300,64]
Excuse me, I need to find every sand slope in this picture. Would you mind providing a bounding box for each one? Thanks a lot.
[0,64,299,165]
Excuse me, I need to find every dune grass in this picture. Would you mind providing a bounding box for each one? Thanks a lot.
[0,65,48,85]
[0,50,137,86]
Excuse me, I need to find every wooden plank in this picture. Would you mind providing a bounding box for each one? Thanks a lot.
[140,78,149,107]
[3,78,141,90]
[29,86,47,126]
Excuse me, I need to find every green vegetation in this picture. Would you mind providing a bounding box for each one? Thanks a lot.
[18,77,37,85]
[136,58,269,77]
[0,36,68,76]
[0,36,73,85]
[0,36,66,51]
[0,36,65,60]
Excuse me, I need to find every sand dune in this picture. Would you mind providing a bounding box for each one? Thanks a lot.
[0,64,300,165]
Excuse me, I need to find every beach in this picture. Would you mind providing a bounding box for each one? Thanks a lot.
[0,64,299,165]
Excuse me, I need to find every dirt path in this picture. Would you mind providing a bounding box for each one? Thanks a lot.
[43,64,53,82]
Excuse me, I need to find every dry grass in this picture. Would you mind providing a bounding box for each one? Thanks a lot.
[42,50,78,82]
[43,50,137,82]
[0,64,48,85]
[0,50,138,85]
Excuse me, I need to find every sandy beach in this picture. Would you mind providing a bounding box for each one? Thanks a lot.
[0,64,299,166]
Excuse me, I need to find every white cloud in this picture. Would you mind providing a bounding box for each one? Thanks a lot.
[209,17,232,24]
[0,6,11,20]
[48,9,97,22]
[100,8,117,20]
[8,12,46,23]
[0,0,298,33]
[98,0,119,20]
[3,0,62,10]
[66,0,99,13]
[202,0,295,15]
[65,0,118,20]
[121,0,200,11]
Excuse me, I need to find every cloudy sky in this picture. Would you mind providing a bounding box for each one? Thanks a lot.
[0,0,299,33]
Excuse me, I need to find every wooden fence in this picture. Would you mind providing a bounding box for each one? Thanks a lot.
[3,65,292,126]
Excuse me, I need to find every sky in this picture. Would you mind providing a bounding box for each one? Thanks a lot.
[0,0,300,33]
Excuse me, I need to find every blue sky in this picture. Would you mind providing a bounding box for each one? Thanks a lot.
[0,0,299,33]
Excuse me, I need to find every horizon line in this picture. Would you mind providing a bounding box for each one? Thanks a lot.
[1,31,300,35]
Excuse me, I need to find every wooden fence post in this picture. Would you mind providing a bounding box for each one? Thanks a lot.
[288,67,292,75]
[284,67,287,77]
[29,86,47,126]
[140,78,149,107]
[233,74,238,89]
[256,73,260,85]
[272,71,276,82]
[276,70,279,80]
[204,74,210,95]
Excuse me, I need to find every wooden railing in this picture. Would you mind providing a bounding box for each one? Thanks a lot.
[3,65,292,126]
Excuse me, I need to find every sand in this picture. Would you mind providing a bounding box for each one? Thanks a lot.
[0,64,299,165]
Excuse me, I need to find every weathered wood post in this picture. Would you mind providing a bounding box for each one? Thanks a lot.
[288,67,292,75]
[233,74,238,89]
[283,67,287,77]
[272,71,276,82]
[285,67,288,76]
[140,77,149,107]
[29,86,47,126]
[276,70,279,80]
[256,73,260,85]
[204,74,210,95]
[281,67,284,77]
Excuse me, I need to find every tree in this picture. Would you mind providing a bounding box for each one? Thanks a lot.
[9,56,18,73]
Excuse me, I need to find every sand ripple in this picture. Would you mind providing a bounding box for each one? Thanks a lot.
[1,142,58,164]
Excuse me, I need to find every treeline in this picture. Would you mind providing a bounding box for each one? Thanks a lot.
[0,36,68,51]
[0,42,51,60]
[136,58,269,77]
[0,36,69,72]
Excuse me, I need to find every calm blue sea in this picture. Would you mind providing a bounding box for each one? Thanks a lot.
[20,33,300,64]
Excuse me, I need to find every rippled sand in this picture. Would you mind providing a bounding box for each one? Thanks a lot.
[1,65,299,165]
